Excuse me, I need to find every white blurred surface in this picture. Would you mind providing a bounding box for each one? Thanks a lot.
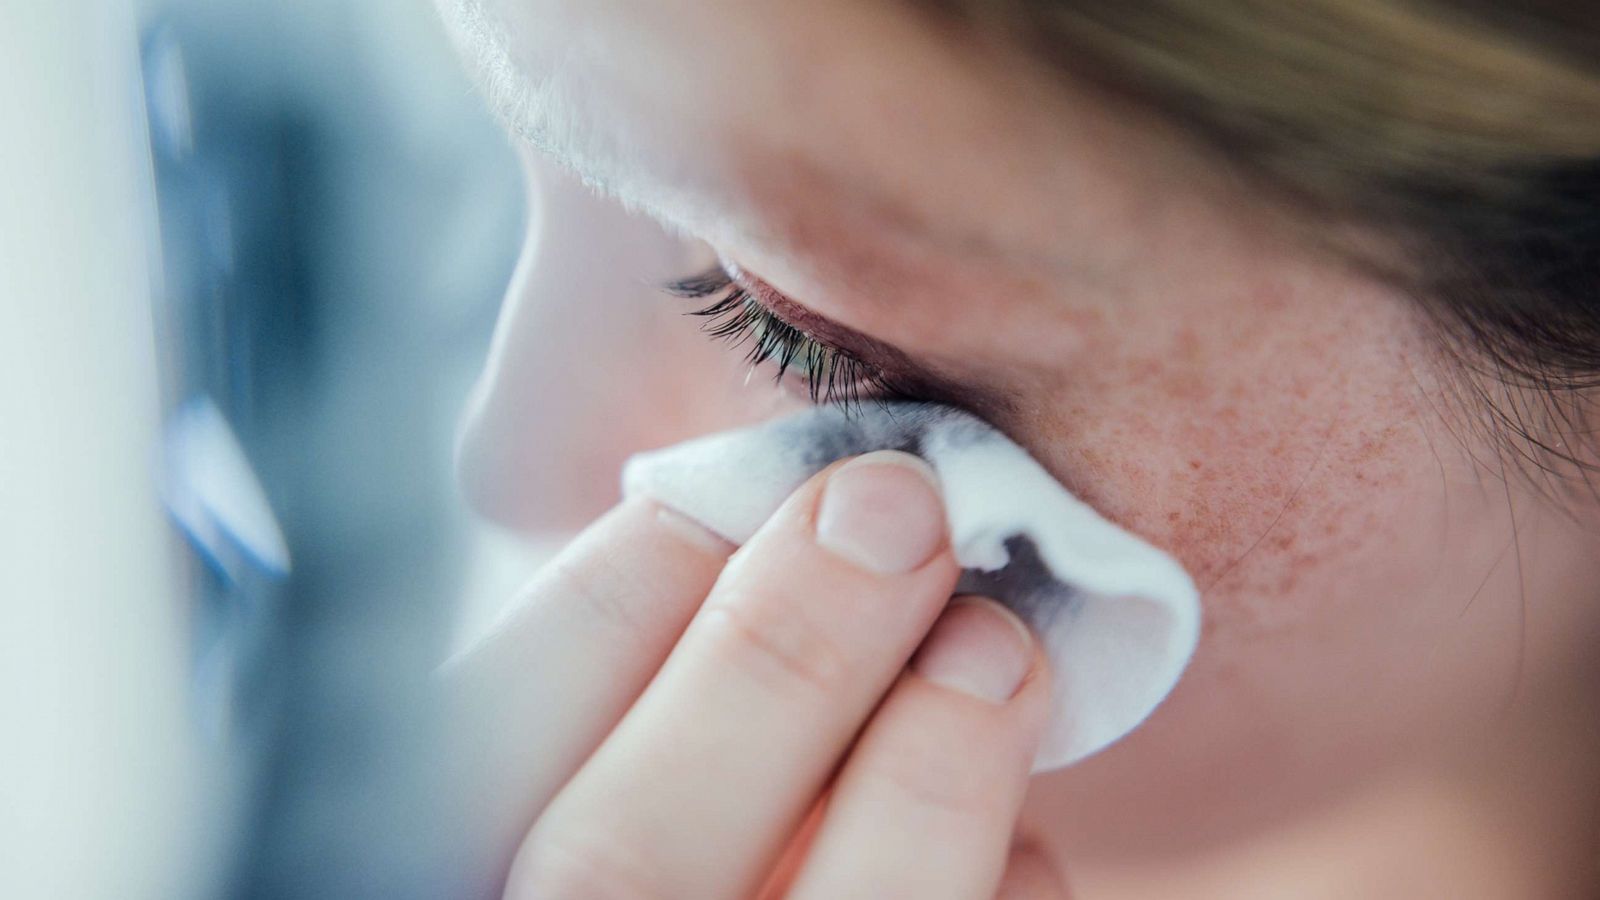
[0,3,214,897]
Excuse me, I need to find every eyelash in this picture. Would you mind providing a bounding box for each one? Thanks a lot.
[663,266,903,411]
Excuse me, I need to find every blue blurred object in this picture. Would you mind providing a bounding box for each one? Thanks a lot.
[162,396,291,584]
[138,1,523,895]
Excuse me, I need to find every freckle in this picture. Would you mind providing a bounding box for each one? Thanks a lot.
[1167,511,1181,524]
[1175,326,1201,361]
[1290,552,1324,573]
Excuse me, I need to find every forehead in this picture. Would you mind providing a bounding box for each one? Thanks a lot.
[438,0,1187,278]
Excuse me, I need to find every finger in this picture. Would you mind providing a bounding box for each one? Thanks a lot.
[785,597,1050,900]
[995,843,1072,900]
[512,450,961,900]
[753,798,828,900]
[439,497,734,885]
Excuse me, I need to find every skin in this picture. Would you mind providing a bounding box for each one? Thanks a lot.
[438,0,1600,895]
[446,454,1056,899]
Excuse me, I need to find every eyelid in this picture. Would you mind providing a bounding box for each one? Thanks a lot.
[661,265,906,410]
[667,259,987,414]
[715,260,927,383]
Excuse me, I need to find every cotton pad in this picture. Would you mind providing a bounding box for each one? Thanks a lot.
[622,402,1200,772]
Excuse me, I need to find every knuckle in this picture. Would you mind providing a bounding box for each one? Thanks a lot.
[697,597,848,697]
[548,553,650,640]
[857,724,994,820]
[508,828,658,900]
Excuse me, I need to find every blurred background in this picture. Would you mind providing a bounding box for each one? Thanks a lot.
[2,0,525,896]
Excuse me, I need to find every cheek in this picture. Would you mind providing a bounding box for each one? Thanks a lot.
[1014,278,1442,599]
[994,280,1563,844]
[997,277,1531,743]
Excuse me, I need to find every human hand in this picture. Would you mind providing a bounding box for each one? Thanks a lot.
[445,450,1065,899]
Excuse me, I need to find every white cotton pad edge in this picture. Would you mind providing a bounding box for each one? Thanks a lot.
[621,404,1201,773]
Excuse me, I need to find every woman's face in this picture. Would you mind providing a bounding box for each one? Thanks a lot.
[443,0,1600,859]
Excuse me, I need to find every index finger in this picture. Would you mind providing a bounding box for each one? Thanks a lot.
[440,497,735,887]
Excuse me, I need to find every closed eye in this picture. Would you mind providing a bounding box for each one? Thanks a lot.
[662,264,909,411]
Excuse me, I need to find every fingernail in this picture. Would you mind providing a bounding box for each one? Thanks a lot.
[815,450,944,575]
[912,598,1034,703]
